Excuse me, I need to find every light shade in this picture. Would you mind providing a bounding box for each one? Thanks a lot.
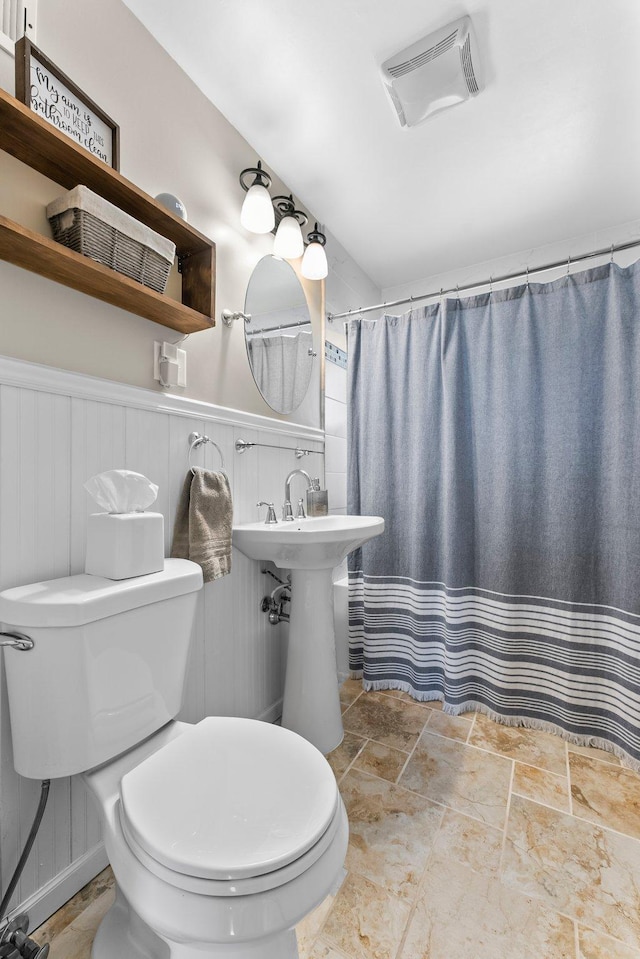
[301,224,328,280]
[240,182,275,234]
[274,215,304,259]
[301,240,328,280]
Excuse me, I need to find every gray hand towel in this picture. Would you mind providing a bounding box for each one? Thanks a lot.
[171,468,233,582]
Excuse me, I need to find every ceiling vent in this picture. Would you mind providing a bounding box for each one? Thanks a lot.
[381,16,482,129]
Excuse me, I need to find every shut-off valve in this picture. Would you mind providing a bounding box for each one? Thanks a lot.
[0,914,49,959]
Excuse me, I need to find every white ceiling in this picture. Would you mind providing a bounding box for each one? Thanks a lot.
[123,0,640,290]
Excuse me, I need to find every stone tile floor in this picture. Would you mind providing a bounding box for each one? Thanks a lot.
[33,681,640,959]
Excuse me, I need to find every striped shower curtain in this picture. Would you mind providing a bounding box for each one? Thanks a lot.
[348,262,640,768]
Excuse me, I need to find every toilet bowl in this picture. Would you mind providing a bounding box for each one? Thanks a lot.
[87,718,348,959]
[0,560,348,959]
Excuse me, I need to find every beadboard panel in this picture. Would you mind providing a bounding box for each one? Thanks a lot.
[0,385,75,913]
[0,356,324,925]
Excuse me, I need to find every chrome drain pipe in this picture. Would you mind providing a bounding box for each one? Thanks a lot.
[261,583,291,626]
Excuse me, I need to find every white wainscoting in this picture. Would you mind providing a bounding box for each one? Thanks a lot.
[0,355,324,929]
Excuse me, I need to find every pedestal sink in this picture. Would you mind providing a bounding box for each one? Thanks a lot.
[233,515,384,753]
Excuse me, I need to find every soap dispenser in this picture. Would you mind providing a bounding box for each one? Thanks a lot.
[306,478,328,517]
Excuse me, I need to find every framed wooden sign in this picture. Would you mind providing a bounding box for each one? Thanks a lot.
[15,37,120,170]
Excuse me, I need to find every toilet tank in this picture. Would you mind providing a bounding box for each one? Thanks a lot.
[0,559,203,779]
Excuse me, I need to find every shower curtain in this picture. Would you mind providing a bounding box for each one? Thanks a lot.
[348,262,640,767]
[248,331,313,412]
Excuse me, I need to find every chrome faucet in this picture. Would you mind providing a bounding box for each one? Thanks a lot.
[283,469,313,521]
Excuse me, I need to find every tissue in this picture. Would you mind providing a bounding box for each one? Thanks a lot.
[84,470,164,580]
[84,470,159,513]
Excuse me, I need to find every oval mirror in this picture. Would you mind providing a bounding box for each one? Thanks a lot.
[244,255,314,414]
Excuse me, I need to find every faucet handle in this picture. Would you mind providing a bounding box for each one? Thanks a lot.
[257,501,278,525]
[282,500,294,522]
[296,497,306,520]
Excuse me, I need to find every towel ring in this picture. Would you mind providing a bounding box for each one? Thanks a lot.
[188,432,227,476]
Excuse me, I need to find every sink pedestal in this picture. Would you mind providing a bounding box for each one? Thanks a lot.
[282,568,343,755]
[232,515,384,756]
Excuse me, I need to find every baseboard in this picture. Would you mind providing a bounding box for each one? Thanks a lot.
[12,843,109,934]
[258,698,283,724]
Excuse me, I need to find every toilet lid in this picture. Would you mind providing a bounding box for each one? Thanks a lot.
[120,717,339,882]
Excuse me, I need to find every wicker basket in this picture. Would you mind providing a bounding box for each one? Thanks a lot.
[47,186,176,294]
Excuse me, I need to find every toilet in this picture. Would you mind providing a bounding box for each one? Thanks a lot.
[0,559,348,959]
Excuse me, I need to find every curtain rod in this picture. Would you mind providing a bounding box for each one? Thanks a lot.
[326,238,640,322]
[246,319,311,336]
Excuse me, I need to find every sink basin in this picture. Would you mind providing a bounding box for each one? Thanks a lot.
[233,514,384,753]
[232,514,384,569]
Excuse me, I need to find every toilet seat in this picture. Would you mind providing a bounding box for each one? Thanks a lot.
[118,795,344,897]
[119,717,339,893]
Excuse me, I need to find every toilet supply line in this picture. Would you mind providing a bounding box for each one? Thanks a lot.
[0,777,51,959]
[0,631,50,958]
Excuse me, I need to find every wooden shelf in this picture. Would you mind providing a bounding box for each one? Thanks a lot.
[0,88,215,331]
[0,216,212,333]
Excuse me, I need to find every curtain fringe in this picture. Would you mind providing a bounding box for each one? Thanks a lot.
[353,679,640,772]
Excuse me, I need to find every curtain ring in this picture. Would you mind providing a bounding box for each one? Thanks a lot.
[610,243,615,264]
[567,255,571,276]
[456,283,459,302]
[489,276,493,296]
[525,266,529,289]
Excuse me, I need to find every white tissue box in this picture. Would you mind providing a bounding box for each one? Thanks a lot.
[85,512,164,580]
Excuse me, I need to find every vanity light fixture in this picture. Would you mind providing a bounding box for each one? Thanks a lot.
[301,223,328,280]
[238,166,326,271]
[239,161,275,234]
[273,195,308,259]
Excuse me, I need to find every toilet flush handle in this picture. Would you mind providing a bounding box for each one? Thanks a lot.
[0,631,34,651]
